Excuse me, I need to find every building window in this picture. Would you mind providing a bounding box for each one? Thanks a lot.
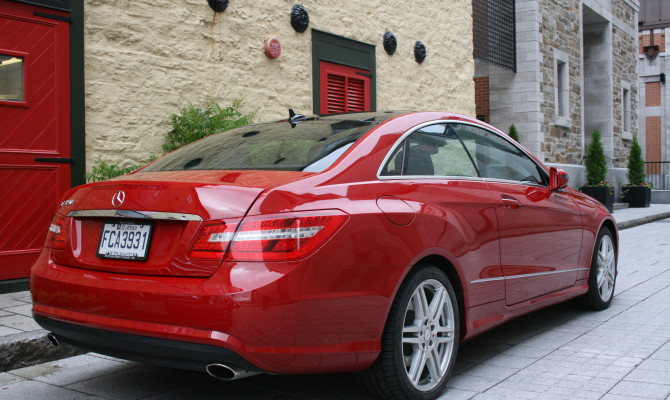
[319,61,370,114]
[312,30,376,115]
[554,49,570,127]
[622,83,631,138]
[0,54,24,102]
[556,60,567,117]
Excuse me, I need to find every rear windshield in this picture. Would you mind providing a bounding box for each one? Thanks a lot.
[142,118,380,172]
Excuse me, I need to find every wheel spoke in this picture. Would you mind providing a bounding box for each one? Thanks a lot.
[411,290,426,320]
[434,335,455,346]
[404,323,422,334]
[435,325,454,335]
[428,287,446,321]
[597,268,607,288]
[418,287,430,319]
[425,348,441,382]
[408,348,427,385]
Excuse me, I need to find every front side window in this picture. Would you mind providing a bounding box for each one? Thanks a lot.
[451,124,546,185]
[0,54,24,102]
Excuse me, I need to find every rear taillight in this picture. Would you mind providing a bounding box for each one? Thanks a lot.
[45,214,66,250]
[189,220,239,260]
[189,210,347,262]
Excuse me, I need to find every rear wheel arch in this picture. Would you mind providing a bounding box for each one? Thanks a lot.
[409,255,466,340]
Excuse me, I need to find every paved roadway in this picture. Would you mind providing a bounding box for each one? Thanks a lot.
[1,220,669,400]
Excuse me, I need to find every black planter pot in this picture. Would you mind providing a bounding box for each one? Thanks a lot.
[623,186,652,208]
[580,186,614,213]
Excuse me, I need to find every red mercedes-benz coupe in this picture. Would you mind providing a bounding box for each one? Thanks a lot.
[31,111,617,400]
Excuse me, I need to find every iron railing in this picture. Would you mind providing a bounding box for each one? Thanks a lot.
[645,161,670,190]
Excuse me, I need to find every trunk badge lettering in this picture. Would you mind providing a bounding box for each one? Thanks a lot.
[60,199,74,207]
[112,190,126,207]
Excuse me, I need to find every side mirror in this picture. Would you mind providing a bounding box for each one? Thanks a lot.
[550,167,569,190]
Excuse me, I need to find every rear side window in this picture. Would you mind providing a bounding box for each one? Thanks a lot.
[143,119,377,172]
[380,124,478,177]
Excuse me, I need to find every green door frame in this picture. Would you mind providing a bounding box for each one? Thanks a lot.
[311,29,376,115]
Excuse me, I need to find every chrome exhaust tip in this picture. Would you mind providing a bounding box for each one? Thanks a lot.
[205,363,237,380]
[205,363,261,380]
[46,333,59,347]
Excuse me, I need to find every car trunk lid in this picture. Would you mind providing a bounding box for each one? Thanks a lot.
[51,170,311,277]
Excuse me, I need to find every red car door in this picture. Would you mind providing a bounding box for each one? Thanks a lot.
[486,181,583,305]
[449,123,583,305]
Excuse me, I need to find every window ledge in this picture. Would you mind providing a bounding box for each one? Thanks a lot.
[554,116,572,128]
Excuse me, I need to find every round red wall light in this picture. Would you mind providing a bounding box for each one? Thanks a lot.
[265,38,281,59]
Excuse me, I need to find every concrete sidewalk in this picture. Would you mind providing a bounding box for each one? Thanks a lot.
[2,204,670,373]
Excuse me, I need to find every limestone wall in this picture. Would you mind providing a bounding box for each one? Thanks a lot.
[611,0,639,168]
[539,0,583,165]
[83,0,475,169]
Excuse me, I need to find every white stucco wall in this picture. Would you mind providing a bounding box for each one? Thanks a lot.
[84,0,475,169]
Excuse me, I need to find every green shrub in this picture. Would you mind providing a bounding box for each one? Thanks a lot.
[163,98,255,154]
[85,99,253,182]
[85,160,142,183]
[508,124,520,143]
[584,130,607,185]
[626,135,645,185]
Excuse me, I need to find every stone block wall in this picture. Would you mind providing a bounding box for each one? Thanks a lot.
[539,0,583,165]
[83,0,475,170]
[611,0,639,168]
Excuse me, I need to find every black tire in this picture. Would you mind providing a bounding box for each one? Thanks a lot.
[576,227,617,310]
[361,265,460,400]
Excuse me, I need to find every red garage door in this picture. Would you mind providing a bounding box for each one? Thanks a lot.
[0,1,71,280]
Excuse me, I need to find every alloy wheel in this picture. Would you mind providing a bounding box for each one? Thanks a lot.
[596,234,616,302]
[401,279,456,391]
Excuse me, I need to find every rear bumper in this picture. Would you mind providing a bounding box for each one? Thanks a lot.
[30,249,405,374]
[34,315,260,373]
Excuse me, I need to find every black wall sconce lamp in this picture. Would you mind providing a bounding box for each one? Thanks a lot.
[383,31,397,55]
[414,41,426,63]
[291,4,309,33]
[207,0,229,13]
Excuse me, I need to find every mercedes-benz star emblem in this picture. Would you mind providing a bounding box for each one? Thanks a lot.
[112,190,126,207]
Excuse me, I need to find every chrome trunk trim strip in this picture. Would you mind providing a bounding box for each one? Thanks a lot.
[67,210,203,221]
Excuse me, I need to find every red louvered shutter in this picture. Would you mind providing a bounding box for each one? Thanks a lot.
[319,61,370,115]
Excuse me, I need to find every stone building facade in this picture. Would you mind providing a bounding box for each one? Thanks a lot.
[638,0,670,189]
[474,0,640,188]
[84,0,475,169]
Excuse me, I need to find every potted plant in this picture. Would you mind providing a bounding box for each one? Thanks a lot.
[622,135,652,207]
[580,130,614,212]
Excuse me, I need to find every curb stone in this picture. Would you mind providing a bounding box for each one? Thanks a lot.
[616,211,670,230]
[0,330,85,372]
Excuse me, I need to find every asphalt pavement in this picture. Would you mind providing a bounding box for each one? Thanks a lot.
[1,204,670,399]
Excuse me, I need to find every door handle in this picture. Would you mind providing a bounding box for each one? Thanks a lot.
[501,195,521,209]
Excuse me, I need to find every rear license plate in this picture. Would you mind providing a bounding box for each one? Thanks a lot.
[97,221,153,261]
